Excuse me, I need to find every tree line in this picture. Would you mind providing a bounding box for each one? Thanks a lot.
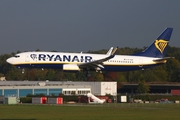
[0,46,180,83]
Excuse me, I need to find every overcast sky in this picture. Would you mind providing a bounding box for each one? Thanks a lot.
[0,0,180,54]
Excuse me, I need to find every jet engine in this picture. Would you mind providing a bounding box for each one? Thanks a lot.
[63,64,80,71]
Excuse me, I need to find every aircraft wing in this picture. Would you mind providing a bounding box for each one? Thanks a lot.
[78,47,118,71]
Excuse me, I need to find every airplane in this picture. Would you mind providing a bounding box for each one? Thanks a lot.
[6,27,173,73]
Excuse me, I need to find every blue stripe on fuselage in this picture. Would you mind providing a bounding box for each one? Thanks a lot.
[15,63,163,71]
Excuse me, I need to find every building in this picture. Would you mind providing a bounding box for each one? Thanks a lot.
[0,81,117,98]
[118,82,180,94]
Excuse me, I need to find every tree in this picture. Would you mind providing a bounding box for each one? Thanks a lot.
[46,69,56,80]
[166,58,180,82]
[0,73,4,77]
[75,72,87,81]
[94,73,104,81]
[136,80,150,94]
[5,68,24,80]
[104,72,118,81]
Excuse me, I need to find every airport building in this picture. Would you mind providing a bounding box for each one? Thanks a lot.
[0,81,117,98]
[118,83,180,95]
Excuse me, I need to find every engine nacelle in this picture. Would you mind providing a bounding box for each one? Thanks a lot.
[63,64,80,71]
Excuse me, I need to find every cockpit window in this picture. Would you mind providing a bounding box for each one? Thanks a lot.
[14,55,20,58]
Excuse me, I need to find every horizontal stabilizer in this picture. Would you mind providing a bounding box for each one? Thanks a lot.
[153,57,174,62]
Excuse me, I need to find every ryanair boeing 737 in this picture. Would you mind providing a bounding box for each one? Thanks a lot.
[6,28,173,72]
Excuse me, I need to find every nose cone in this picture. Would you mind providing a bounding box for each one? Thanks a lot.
[6,57,13,64]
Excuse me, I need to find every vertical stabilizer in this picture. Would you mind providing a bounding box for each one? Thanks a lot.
[134,28,173,58]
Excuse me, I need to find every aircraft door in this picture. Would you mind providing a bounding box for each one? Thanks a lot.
[25,54,30,62]
[139,58,143,67]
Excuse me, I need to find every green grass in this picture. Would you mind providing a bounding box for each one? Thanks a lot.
[0,103,180,120]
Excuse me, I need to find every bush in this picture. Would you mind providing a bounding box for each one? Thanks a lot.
[134,95,180,101]
[63,95,78,103]
[20,97,32,103]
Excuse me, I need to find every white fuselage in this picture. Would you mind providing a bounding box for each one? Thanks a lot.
[6,51,165,71]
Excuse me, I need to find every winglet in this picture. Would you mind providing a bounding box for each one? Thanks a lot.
[111,47,118,56]
[106,47,114,55]
[106,47,118,57]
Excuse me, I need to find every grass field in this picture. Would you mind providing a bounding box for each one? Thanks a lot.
[0,103,180,120]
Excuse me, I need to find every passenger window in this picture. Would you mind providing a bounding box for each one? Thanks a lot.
[15,55,20,58]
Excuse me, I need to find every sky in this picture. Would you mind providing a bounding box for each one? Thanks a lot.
[1,0,180,54]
